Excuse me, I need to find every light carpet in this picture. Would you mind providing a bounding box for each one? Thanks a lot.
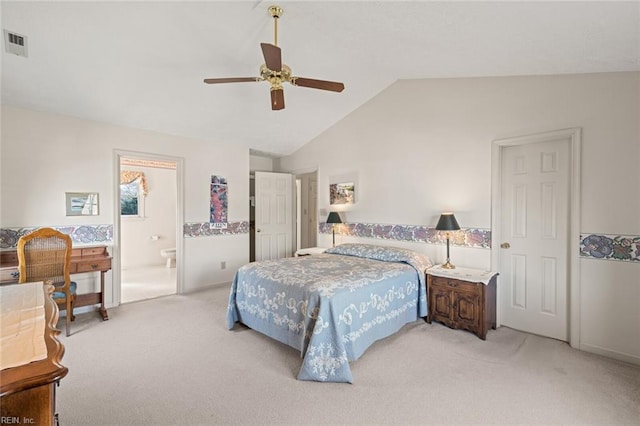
[56,285,640,425]
[121,265,177,303]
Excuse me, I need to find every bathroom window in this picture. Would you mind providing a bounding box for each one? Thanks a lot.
[120,171,147,217]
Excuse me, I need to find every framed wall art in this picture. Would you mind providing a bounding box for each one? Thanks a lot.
[65,192,99,216]
[210,175,228,229]
[329,182,355,205]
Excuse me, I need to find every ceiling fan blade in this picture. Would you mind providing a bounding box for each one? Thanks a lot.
[203,77,260,84]
[260,43,282,72]
[270,88,285,110]
[291,77,344,92]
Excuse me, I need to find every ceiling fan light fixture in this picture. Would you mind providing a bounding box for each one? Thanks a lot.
[270,88,285,110]
[203,4,344,111]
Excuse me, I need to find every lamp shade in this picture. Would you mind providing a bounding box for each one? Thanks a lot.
[326,212,343,224]
[435,212,460,231]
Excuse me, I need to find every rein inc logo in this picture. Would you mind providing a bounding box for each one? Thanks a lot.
[1,417,35,424]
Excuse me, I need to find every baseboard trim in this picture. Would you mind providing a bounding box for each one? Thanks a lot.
[183,281,231,295]
[580,342,640,366]
[59,304,100,318]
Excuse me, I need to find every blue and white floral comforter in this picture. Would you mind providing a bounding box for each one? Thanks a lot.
[226,243,432,383]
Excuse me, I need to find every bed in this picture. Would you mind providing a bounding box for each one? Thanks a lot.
[226,243,432,383]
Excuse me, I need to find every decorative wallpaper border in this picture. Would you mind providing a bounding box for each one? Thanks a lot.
[0,221,250,249]
[319,222,492,249]
[580,234,640,262]
[0,225,113,249]
[183,221,249,237]
[319,223,640,263]
[2,224,637,263]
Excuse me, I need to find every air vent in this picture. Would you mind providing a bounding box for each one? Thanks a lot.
[4,30,28,57]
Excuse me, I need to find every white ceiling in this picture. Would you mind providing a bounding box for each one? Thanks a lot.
[2,1,638,157]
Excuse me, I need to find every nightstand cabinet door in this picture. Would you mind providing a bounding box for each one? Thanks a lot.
[453,290,482,331]
[431,285,452,320]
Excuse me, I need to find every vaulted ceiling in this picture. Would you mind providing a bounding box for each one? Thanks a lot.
[2,1,638,157]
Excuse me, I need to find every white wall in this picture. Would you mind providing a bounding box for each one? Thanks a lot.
[249,155,274,172]
[120,165,177,269]
[278,72,640,364]
[1,106,249,304]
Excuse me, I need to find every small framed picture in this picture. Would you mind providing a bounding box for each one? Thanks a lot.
[330,182,355,205]
[65,192,99,216]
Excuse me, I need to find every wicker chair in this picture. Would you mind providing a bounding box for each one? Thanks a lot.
[17,228,77,337]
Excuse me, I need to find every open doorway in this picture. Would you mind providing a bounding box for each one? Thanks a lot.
[296,171,318,250]
[115,153,180,303]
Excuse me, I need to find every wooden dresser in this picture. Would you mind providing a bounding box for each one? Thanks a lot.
[0,283,68,425]
[1,245,112,320]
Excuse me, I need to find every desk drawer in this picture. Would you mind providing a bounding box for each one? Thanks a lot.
[76,259,111,273]
[0,266,19,283]
[81,247,107,257]
[0,251,18,266]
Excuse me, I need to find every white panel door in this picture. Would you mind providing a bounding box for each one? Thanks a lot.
[500,138,570,341]
[255,172,293,261]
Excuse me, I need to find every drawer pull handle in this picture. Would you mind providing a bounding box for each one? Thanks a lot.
[91,264,99,269]
[449,282,458,287]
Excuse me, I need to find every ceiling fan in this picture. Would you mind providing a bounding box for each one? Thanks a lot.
[203,5,345,111]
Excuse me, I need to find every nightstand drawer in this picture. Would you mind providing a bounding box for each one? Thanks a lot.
[430,276,479,293]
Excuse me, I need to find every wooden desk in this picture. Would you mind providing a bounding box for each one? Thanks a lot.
[1,283,68,426]
[0,245,112,320]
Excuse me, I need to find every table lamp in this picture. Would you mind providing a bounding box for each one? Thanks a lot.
[436,212,460,269]
[326,212,343,247]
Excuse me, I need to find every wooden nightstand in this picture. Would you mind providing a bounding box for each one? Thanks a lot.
[294,247,328,257]
[425,266,498,340]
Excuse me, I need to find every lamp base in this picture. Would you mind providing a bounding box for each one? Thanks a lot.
[441,237,455,269]
[441,260,456,269]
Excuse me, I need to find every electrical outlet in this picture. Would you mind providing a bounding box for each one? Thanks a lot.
[221,261,226,270]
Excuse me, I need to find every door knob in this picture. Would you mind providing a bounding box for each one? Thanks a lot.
[500,242,510,249]
[256,229,261,233]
